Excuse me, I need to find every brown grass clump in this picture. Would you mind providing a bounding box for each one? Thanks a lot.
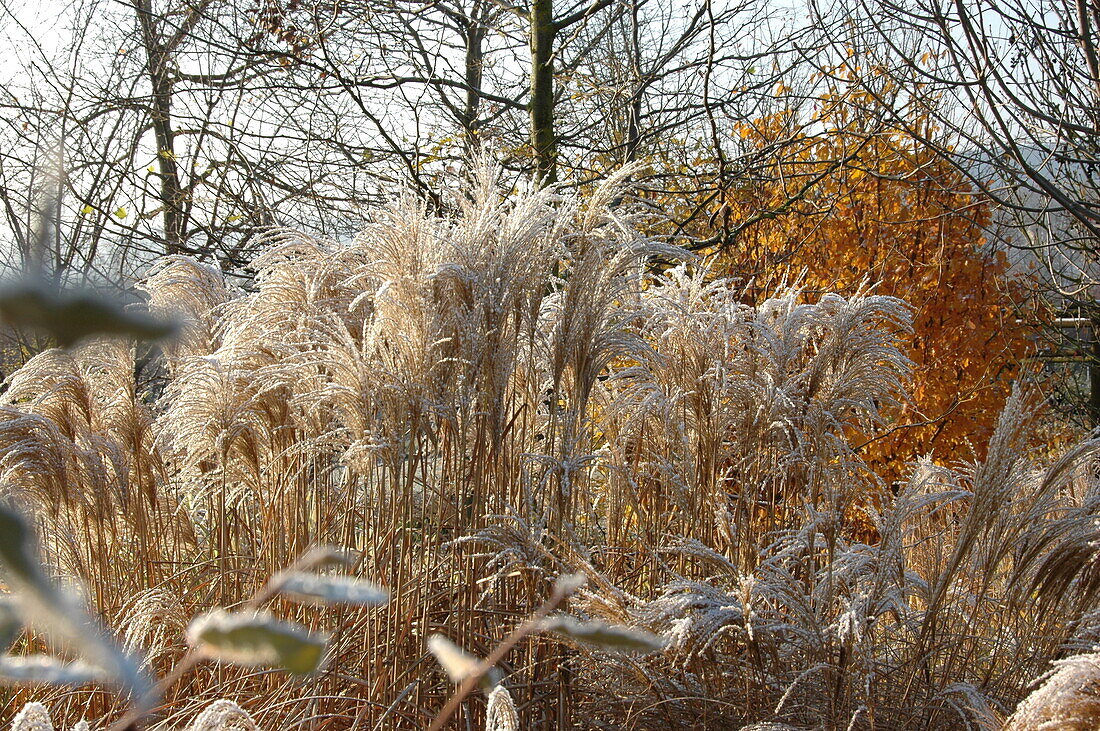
[1,164,1098,729]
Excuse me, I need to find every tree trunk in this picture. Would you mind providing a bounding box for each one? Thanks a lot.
[136,0,186,255]
[462,2,486,160]
[529,0,556,184]
[1090,312,1100,427]
[624,0,642,163]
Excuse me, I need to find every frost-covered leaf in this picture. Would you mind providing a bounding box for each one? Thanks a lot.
[427,634,477,683]
[0,504,40,585]
[298,545,359,570]
[0,596,19,650]
[0,505,151,700]
[552,573,587,596]
[274,572,389,606]
[0,279,177,346]
[427,634,500,690]
[0,656,105,686]
[538,615,665,653]
[187,610,327,674]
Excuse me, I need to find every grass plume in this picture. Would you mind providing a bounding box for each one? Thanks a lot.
[0,165,1094,729]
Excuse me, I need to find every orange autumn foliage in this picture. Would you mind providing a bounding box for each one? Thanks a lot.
[709,107,1033,484]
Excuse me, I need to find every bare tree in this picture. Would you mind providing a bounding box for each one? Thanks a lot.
[0,0,409,285]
